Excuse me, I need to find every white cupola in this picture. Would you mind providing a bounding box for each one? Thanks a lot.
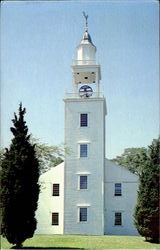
[76,13,96,65]
[76,29,96,65]
[71,12,101,97]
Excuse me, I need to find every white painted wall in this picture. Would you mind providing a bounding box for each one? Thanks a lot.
[64,97,106,235]
[104,159,139,235]
[36,162,64,234]
[36,159,139,235]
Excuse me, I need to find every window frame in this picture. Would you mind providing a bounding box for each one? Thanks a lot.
[79,175,88,190]
[52,183,60,196]
[80,144,88,158]
[114,183,122,196]
[80,113,88,127]
[52,212,59,226]
[114,212,122,226]
[79,207,88,222]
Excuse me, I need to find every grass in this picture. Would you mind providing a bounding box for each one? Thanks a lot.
[1,235,159,249]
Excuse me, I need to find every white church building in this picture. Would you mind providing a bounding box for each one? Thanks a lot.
[36,15,139,236]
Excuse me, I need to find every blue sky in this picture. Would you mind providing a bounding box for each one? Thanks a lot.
[1,0,159,158]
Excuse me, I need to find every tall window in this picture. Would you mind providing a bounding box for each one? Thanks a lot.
[52,184,59,196]
[80,144,88,157]
[79,207,87,222]
[80,176,87,189]
[80,114,88,127]
[115,212,122,226]
[115,183,122,196]
[52,213,59,225]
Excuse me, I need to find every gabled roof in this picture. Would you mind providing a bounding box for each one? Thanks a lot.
[105,158,138,182]
[39,162,64,181]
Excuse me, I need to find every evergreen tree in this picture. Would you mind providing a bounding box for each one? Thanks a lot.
[1,104,40,248]
[134,137,160,243]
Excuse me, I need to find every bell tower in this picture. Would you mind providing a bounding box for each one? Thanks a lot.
[71,12,101,97]
[64,13,107,235]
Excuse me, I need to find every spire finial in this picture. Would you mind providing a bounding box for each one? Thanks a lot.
[83,11,88,31]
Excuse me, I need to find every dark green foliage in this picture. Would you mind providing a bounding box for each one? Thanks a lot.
[1,104,40,248]
[134,138,160,243]
[112,147,147,175]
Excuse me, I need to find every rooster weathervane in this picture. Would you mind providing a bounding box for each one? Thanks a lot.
[83,11,88,29]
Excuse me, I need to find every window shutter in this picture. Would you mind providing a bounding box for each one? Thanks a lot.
[80,114,88,127]
[80,176,87,189]
[80,208,87,222]
[53,184,60,196]
[115,212,122,225]
[115,183,122,196]
[52,213,59,225]
[80,144,88,157]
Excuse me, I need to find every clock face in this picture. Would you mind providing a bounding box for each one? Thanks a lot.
[79,85,93,98]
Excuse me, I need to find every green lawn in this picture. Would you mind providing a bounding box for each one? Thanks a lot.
[1,235,159,249]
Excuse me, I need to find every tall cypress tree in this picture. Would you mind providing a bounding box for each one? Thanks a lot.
[1,104,40,248]
[134,137,160,243]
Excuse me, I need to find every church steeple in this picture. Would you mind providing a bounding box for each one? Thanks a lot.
[70,13,101,97]
[81,28,95,47]
[64,12,106,236]
[76,12,96,65]
[81,12,95,46]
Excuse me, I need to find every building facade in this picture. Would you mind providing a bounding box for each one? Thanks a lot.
[36,16,138,236]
